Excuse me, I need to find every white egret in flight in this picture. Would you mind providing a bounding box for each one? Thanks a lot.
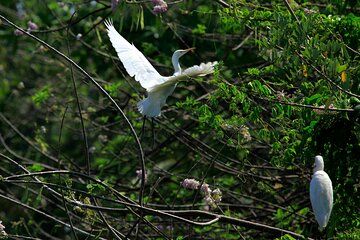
[104,20,217,117]
[310,155,333,229]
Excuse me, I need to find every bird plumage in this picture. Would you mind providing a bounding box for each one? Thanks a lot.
[104,20,163,91]
[137,84,177,117]
[310,155,333,229]
[104,19,217,117]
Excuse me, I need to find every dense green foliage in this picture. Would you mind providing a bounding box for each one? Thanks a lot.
[0,0,359,239]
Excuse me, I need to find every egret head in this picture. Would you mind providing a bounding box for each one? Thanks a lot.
[172,47,195,60]
[171,48,195,75]
[313,155,324,173]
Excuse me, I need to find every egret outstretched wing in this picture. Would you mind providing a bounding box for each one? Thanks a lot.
[104,20,163,90]
[182,62,218,77]
[154,62,218,89]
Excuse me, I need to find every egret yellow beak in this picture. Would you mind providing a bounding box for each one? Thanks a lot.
[184,47,196,52]
[177,47,195,57]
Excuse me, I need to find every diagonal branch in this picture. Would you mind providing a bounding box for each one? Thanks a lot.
[0,14,146,206]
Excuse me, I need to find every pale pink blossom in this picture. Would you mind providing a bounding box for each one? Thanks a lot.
[152,0,167,14]
[14,29,24,36]
[212,188,222,203]
[240,126,251,142]
[76,33,82,40]
[318,104,334,109]
[98,134,108,143]
[313,104,336,115]
[202,186,222,208]
[204,196,215,208]
[136,169,147,182]
[27,21,38,31]
[200,183,212,196]
[111,0,120,12]
[181,178,200,190]
[0,220,6,237]
[203,204,210,211]
[182,179,223,209]
[276,90,287,101]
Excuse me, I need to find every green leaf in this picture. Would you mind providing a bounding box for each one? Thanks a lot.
[0,79,10,103]
[192,24,207,35]
[305,93,322,104]
[274,234,296,240]
[139,6,144,30]
[246,68,261,76]
[31,86,50,106]
[336,64,347,73]
[28,164,45,172]
[105,81,122,97]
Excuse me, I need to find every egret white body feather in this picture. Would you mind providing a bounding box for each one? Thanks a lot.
[105,20,217,117]
[310,155,333,229]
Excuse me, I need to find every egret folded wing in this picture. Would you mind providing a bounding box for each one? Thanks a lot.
[310,171,333,228]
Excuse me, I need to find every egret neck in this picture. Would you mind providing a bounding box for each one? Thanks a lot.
[172,48,195,76]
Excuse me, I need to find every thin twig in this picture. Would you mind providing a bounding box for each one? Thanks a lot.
[66,12,91,176]
[283,0,300,24]
[0,15,146,207]
[1,169,309,239]
[0,193,107,240]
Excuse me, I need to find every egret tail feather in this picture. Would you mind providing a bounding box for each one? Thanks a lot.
[137,97,161,117]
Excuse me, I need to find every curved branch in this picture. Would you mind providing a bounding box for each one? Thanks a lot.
[0,193,107,240]
[166,210,311,239]
[0,15,146,206]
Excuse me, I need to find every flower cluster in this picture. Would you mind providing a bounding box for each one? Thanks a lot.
[276,90,290,101]
[14,29,24,36]
[136,169,147,183]
[202,186,222,209]
[111,0,120,12]
[313,104,336,115]
[239,126,251,143]
[181,178,222,209]
[212,188,222,204]
[181,178,200,190]
[76,33,82,40]
[200,183,211,195]
[98,134,108,143]
[0,221,7,238]
[152,0,168,15]
[27,21,38,31]
[14,20,38,36]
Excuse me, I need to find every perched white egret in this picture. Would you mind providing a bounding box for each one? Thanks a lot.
[310,155,333,229]
[104,20,217,117]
